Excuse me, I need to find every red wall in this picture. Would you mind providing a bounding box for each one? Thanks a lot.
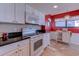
[45,10,79,33]
[45,15,51,31]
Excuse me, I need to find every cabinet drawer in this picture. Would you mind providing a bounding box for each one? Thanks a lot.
[3,49,18,56]
[18,39,29,47]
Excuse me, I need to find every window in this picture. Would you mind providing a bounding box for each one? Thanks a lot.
[67,20,79,27]
[67,20,75,27]
[55,16,79,28]
[67,16,79,27]
[55,20,66,27]
[75,20,79,27]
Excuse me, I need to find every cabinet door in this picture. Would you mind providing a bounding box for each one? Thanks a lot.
[26,5,39,24]
[38,12,45,25]
[15,3,25,24]
[43,33,50,48]
[0,3,15,23]
[26,5,32,15]
[43,35,48,48]
[18,45,29,56]
[26,5,32,23]
[4,49,18,56]
[62,32,70,43]
[18,39,30,56]
[18,49,23,56]
[22,39,29,56]
[21,45,29,56]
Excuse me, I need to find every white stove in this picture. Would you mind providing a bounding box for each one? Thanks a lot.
[30,34,44,56]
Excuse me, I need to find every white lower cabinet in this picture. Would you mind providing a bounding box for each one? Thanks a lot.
[5,49,18,56]
[43,33,50,48]
[50,32,57,40]
[5,46,29,56]
[2,39,30,56]
[0,33,51,56]
[62,31,71,43]
[19,45,29,56]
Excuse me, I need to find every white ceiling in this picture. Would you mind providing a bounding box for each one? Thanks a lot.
[26,3,79,15]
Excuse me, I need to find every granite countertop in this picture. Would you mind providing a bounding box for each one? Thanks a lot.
[0,37,30,46]
[0,32,46,47]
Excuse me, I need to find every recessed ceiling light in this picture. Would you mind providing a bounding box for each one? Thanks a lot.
[53,5,58,8]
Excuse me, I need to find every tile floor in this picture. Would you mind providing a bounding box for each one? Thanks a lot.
[42,40,79,56]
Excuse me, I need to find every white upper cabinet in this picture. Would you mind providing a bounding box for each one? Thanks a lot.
[32,9,45,25]
[26,5,45,25]
[0,3,45,25]
[38,12,45,25]
[0,3,15,23]
[14,3,25,24]
[26,5,37,24]
[34,9,45,25]
[0,3,26,24]
[26,5,32,15]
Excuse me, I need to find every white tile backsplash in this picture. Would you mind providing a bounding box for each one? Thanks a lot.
[0,24,40,33]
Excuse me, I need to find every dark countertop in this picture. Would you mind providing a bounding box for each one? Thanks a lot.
[0,37,30,47]
[0,32,46,47]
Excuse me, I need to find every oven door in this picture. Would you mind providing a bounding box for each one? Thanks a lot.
[30,35,44,56]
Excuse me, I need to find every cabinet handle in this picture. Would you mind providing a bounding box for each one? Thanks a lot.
[24,11,26,21]
[19,49,22,51]
[15,51,18,53]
